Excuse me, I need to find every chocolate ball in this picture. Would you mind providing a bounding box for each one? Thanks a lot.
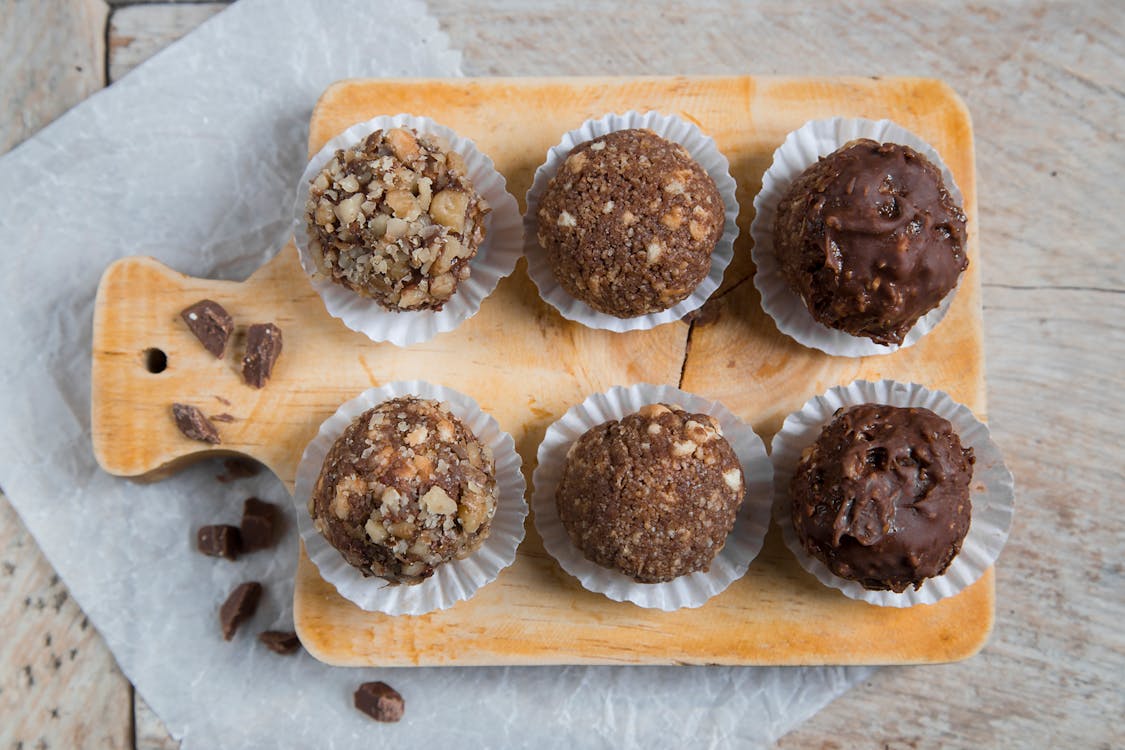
[789,403,974,592]
[305,128,490,311]
[556,403,744,583]
[773,139,968,345]
[310,397,497,584]
[536,129,724,317]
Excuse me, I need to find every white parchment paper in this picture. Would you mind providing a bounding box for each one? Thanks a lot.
[0,1,871,747]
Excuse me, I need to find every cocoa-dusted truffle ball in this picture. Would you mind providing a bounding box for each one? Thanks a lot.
[773,139,968,345]
[310,397,498,584]
[305,128,490,311]
[789,403,974,592]
[536,128,724,317]
[556,403,744,583]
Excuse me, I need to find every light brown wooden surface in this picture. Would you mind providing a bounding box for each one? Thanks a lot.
[3,0,1122,748]
[91,76,990,667]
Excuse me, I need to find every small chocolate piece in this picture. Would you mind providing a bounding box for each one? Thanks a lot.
[258,630,301,655]
[219,582,262,641]
[180,299,233,358]
[210,413,237,424]
[241,323,283,388]
[197,525,241,560]
[354,681,404,723]
[789,403,975,592]
[171,403,221,444]
[240,497,277,552]
[216,457,258,482]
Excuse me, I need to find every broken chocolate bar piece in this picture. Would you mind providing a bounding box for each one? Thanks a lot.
[240,497,278,552]
[354,681,404,723]
[172,403,221,444]
[219,581,262,641]
[197,525,241,560]
[258,630,301,655]
[180,299,233,358]
[241,322,283,388]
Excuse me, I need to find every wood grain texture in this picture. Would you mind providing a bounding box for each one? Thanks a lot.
[0,493,132,750]
[0,0,107,152]
[90,76,990,667]
[107,2,227,83]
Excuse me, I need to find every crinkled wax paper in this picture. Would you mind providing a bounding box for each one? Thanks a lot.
[0,1,870,747]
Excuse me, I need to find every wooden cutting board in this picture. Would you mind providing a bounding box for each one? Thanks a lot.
[91,76,989,666]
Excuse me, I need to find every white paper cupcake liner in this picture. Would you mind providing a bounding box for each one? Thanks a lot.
[292,114,523,347]
[523,111,740,332]
[532,384,772,611]
[293,380,528,615]
[750,117,967,357]
[770,379,1015,608]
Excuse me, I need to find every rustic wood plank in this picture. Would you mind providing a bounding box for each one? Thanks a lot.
[0,0,108,153]
[107,2,228,83]
[134,692,180,750]
[0,492,132,750]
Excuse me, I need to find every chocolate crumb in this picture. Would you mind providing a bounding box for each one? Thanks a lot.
[216,457,258,482]
[180,299,233,358]
[241,323,283,388]
[240,498,278,552]
[172,403,221,444]
[210,413,237,423]
[197,525,241,559]
[259,630,301,655]
[354,681,404,722]
[219,582,262,640]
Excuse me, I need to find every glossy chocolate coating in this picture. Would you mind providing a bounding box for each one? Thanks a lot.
[789,403,974,592]
[774,139,968,345]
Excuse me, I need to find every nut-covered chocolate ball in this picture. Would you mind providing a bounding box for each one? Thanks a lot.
[310,397,498,584]
[773,139,968,345]
[556,403,744,583]
[789,403,974,592]
[305,128,490,311]
[537,129,724,317]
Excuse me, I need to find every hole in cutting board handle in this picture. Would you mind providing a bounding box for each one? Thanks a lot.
[143,348,167,373]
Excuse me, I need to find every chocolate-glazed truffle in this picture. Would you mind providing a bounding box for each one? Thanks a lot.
[310,397,497,584]
[555,403,744,583]
[773,139,968,345]
[305,128,490,311]
[789,403,974,592]
[536,129,724,317]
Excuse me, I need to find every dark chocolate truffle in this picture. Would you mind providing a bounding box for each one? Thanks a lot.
[789,403,974,592]
[556,403,744,583]
[309,397,498,584]
[773,139,968,345]
[536,128,724,317]
[305,128,490,311]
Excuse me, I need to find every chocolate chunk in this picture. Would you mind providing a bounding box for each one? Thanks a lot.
[180,299,233,358]
[219,582,262,641]
[171,403,221,444]
[354,681,404,723]
[240,497,278,552]
[258,630,301,655]
[241,323,283,388]
[197,525,241,560]
[216,457,258,482]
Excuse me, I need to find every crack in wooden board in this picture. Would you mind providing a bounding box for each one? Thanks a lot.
[91,76,991,667]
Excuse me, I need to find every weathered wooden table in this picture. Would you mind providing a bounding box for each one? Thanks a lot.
[2,1,1122,748]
